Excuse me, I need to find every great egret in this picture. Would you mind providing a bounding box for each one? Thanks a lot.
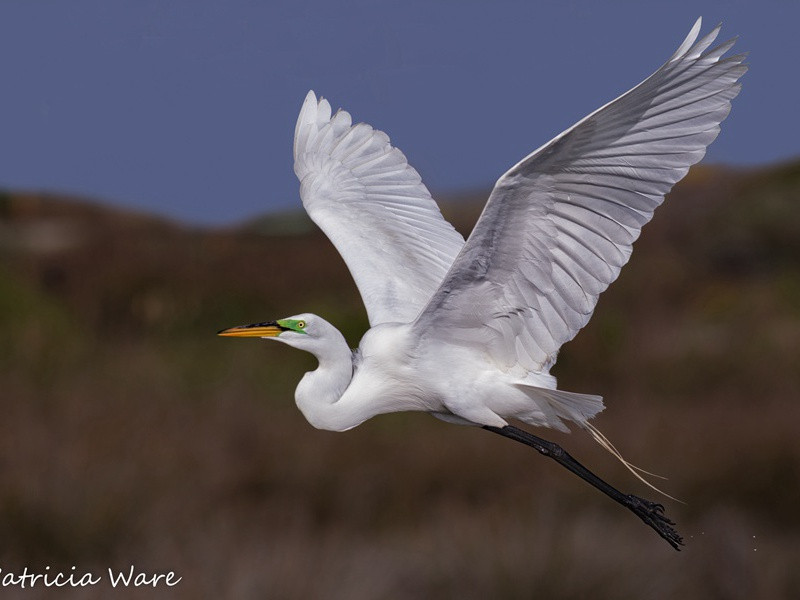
[219,19,745,550]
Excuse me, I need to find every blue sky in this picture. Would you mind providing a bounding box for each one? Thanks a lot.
[0,0,797,225]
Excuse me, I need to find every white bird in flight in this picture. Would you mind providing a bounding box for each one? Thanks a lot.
[219,18,745,550]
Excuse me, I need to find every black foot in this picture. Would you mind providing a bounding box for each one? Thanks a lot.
[483,425,684,551]
[625,495,684,550]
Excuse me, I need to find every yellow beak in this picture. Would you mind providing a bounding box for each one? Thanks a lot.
[217,321,284,338]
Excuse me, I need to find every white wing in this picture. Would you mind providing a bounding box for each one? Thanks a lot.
[293,91,465,326]
[415,19,746,373]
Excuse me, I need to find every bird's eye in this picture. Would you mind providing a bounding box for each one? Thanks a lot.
[297,321,306,329]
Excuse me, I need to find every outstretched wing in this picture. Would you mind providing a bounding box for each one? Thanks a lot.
[415,19,746,373]
[293,91,465,326]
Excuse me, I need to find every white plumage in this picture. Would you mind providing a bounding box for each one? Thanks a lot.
[417,19,745,387]
[220,18,746,550]
[293,90,465,326]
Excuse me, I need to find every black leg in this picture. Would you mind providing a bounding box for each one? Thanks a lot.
[483,425,683,551]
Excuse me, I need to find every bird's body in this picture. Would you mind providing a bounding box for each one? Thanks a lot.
[219,18,746,550]
[259,313,588,433]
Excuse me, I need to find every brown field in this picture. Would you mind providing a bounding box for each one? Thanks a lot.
[1,161,799,598]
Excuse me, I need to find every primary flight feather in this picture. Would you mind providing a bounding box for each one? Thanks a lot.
[220,18,746,550]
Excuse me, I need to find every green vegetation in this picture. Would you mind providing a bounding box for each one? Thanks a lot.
[1,164,799,598]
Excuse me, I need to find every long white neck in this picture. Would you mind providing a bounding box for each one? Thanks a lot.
[293,324,357,432]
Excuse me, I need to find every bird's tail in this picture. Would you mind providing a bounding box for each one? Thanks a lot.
[582,420,682,503]
[515,384,680,501]
[514,385,605,431]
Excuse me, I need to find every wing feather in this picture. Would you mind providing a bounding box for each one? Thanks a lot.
[415,19,746,373]
[293,92,465,325]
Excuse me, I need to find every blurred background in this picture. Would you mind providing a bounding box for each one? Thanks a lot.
[1,1,799,598]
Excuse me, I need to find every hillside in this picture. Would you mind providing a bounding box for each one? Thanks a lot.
[0,161,799,598]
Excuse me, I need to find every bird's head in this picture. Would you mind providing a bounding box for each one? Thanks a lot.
[217,313,328,352]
